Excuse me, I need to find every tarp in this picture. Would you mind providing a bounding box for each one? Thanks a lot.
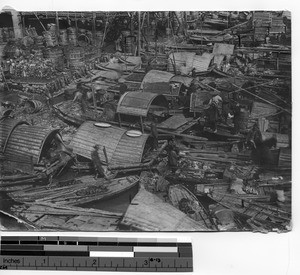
[141,70,174,89]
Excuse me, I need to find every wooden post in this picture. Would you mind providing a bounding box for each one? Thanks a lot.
[91,81,97,118]
[138,11,141,56]
[140,116,144,133]
[118,113,122,127]
[103,146,109,165]
[55,11,60,41]
[75,12,78,33]
[92,12,96,42]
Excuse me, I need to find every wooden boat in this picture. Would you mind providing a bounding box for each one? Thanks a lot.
[10,203,122,231]
[121,187,211,231]
[208,190,291,229]
[168,184,218,230]
[8,175,140,207]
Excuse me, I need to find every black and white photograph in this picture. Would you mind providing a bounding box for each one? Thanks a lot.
[0,8,292,233]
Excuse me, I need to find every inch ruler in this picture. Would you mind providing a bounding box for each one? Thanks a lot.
[0,236,193,272]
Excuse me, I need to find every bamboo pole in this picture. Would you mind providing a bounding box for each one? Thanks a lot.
[55,11,60,40]
[138,11,141,56]
[231,83,291,114]
[34,13,47,32]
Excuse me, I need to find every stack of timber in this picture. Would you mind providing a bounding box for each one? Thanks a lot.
[208,191,291,231]
[8,175,139,206]
[120,187,211,231]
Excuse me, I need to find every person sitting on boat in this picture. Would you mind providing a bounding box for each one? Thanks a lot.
[91,145,108,180]
[74,82,94,112]
[246,123,263,146]
[204,94,223,133]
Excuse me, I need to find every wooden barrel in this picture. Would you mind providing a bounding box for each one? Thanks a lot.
[69,47,85,69]
[122,36,135,54]
[67,27,78,46]
[34,36,44,47]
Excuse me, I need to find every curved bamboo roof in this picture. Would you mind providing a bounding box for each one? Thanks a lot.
[0,117,29,153]
[70,121,151,166]
[116,91,168,117]
[4,123,60,164]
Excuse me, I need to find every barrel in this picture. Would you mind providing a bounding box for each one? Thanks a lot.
[67,27,78,46]
[34,36,44,47]
[121,30,131,37]
[122,35,135,54]
[68,47,85,69]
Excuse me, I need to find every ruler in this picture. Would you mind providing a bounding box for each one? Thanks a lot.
[0,236,193,272]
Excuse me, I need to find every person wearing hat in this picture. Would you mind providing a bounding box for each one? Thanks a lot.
[91,145,107,179]
[73,81,90,113]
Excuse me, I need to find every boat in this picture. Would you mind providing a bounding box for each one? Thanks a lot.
[168,184,218,230]
[10,203,122,231]
[120,187,211,231]
[8,175,140,207]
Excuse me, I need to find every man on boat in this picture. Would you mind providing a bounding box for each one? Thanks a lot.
[73,82,92,113]
[204,94,223,133]
[166,137,180,173]
[91,145,108,180]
